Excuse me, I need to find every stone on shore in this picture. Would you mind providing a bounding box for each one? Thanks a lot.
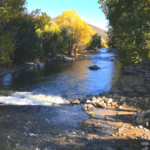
[110,59,115,61]
[71,99,80,104]
[109,88,123,94]
[78,97,87,103]
[51,54,75,62]
[120,97,127,102]
[99,93,112,98]
[81,104,95,111]
[120,75,141,88]
[113,93,119,99]
[141,142,150,146]
[145,73,150,78]
[111,102,118,106]
[89,65,100,70]
[64,59,72,62]
[122,88,135,93]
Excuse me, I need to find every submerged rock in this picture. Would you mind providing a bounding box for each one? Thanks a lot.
[141,142,150,146]
[89,65,100,70]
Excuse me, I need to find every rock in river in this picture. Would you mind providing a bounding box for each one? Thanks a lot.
[71,99,80,104]
[89,65,100,70]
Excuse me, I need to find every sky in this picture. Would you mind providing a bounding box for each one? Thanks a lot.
[25,0,108,31]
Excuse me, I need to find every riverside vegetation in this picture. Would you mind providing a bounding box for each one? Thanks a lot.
[1,1,150,149]
[0,0,102,66]
[99,0,150,66]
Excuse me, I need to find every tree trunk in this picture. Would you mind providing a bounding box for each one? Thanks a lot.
[71,42,73,55]
[68,32,71,55]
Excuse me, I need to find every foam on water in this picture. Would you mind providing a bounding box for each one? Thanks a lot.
[0,91,70,105]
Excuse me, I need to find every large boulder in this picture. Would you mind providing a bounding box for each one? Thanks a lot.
[89,65,100,70]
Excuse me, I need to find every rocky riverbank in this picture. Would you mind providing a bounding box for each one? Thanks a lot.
[0,61,42,76]
[109,62,150,96]
[0,49,100,77]
[68,60,150,148]
[0,48,150,149]
[69,91,150,148]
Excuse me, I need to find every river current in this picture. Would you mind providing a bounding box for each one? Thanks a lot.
[0,48,120,105]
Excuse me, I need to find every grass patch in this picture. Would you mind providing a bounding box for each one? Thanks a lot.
[0,89,12,96]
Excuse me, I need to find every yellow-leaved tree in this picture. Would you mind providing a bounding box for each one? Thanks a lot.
[55,10,94,55]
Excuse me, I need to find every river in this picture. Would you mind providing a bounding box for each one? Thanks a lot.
[0,48,120,105]
[0,48,145,150]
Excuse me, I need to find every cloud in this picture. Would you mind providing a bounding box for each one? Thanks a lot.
[89,21,108,30]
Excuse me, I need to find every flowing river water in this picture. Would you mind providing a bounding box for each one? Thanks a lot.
[0,48,143,150]
[0,48,120,105]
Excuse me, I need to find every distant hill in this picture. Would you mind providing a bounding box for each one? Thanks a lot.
[51,18,107,41]
[87,24,107,41]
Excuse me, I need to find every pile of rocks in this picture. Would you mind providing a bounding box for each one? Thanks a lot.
[72,94,117,111]
[72,93,150,126]
[72,93,150,110]
[134,108,150,126]
[72,94,123,110]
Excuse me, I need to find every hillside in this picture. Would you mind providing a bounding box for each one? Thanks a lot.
[51,18,107,41]
[87,24,107,41]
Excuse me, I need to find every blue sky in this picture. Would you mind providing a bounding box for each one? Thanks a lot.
[26,0,108,30]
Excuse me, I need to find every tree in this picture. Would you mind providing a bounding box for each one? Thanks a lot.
[0,0,26,32]
[0,0,26,64]
[36,21,69,57]
[87,33,102,49]
[107,28,116,48]
[55,10,94,55]
[98,0,150,65]
[0,0,51,64]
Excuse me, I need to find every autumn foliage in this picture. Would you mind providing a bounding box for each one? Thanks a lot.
[0,2,102,65]
[55,10,97,55]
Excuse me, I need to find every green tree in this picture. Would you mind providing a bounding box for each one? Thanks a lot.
[98,0,150,65]
[0,0,26,64]
[56,27,69,54]
[87,33,101,49]
[0,3,51,64]
[12,11,51,62]
[0,0,26,32]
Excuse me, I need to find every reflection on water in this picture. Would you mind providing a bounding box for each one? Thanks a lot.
[0,48,121,105]
[1,73,13,86]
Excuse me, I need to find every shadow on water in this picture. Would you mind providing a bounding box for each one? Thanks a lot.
[0,104,148,150]
[0,48,138,149]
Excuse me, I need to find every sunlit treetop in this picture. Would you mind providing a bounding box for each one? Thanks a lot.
[55,10,96,44]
